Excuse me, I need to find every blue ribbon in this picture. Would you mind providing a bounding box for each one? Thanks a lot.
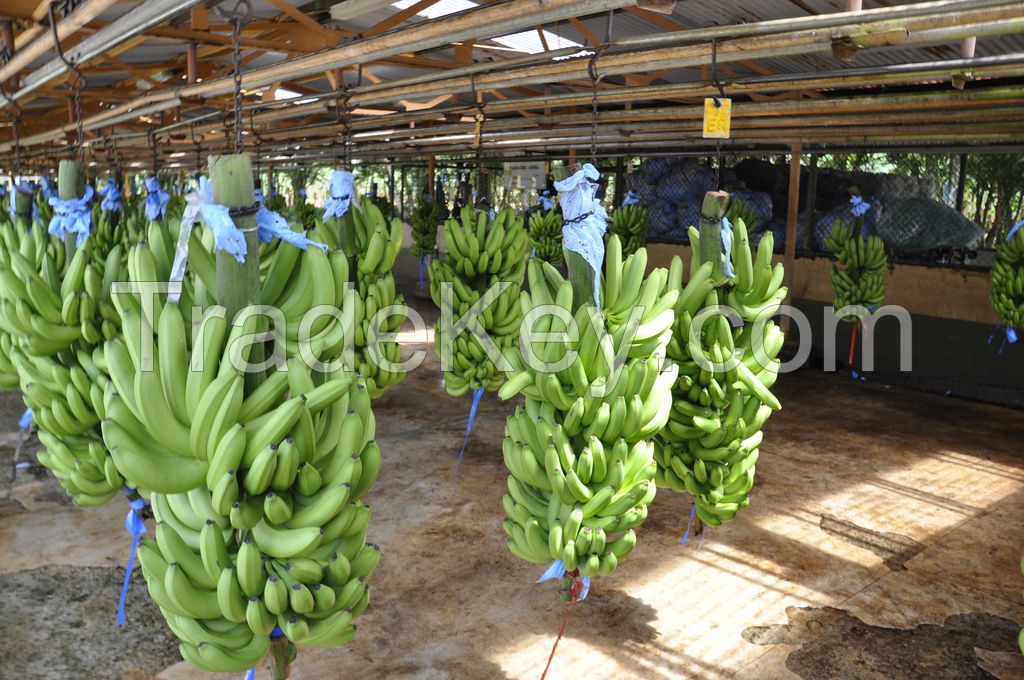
[418,255,427,290]
[298,188,307,199]
[680,506,697,545]
[118,493,147,625]
[39,177,57,202]
[99,178,122,212]
[145,176,170,221]
[721,216,735,279]
[0,185,5,200]
[850,195,870,217]
[254,188,264,205]
[257,207,328,251]
[244,671,255,680]
[1007,219,1024,243]
[457,387,485,465]
[539,195,553,211]
[18,408,32,430]
[622,190,640,207]
[537,561,590,600]
[323,170,354,220]
[48,185,94,247]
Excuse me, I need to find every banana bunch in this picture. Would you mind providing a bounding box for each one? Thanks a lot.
[0,334,19,390]
[410,197,441,258]
[126,361,380,672]
[655,219,785,528]
[725,198,758,232]
[310,200,408,398]
[495,238,677,577]
[429,206,529,395]
[528,209,564,265]
[824,221,886,321]
[609,205,648,256]
[0,221,125,356]
[990,225,1024,330]
[35,186,54,226]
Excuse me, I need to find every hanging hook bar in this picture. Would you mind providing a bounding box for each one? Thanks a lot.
[587,47,606,167]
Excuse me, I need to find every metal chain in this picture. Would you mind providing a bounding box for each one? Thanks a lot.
[587,50,605,167]
[48,1,87,163]
[213,0,252,155]
[3,92,22,180]
[231,16,244,154]
[710,37,726,188]
[470,73,485,190]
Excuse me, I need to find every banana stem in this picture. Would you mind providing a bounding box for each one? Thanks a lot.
[58,159,85,260]
[332,215,357,276]
[12,187,32,219]
[698,190,731,284]
[270,636,294,679]
[564,249,593,313]
[209,154,264,394]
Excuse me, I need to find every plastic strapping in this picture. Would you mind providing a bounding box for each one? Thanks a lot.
[117,494,147,625]
[850,195,870,218]
[145,175,170,222]
[536,560,590,601]
[323,170,354,220]
[680,506,697,545]
[257,207,327,251]
[555,163,607,307]
[18,407,32,430]
[456,387,485,467]
[48,185,95,247]
[721,216,735,279]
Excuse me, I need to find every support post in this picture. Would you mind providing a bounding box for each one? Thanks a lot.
[802,153,818,251]
[0,20,16,92]
[782,143,802,334]
[58,159,86,258]
[955,154,968,213]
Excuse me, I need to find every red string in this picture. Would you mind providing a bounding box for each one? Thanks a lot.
[540,572,582,680]
[848,319,859,368]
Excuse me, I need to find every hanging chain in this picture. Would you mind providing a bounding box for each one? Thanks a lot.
[231,16,244,153]
[48,1,87,163]
[470,72,485,193]
[587,51,604,167]
[149,130,158,175]
[3,91,22,181]
[214,0,252,155]
[711,37,726,189]
[190,121,202,176]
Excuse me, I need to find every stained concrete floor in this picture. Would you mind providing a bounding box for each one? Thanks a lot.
[2,295,1024,680]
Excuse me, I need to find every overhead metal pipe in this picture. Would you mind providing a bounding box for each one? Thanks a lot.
[10,0,205,103]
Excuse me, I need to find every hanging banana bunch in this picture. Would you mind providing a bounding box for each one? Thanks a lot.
[609,204,648,256]
[824,220,887,321]
[410,195,441,259]
[655,215,786,529]
[429,205,529,396]
[496,236,677,578]
[990,222,1024,341]
[0,196,132,506]
[102,225,381,672]
[310,199,407,398]
[528,209,564,265]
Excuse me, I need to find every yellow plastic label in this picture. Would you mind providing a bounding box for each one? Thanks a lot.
[703,98,732,139]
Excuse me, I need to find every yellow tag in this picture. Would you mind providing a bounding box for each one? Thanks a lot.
[703,98,732,139]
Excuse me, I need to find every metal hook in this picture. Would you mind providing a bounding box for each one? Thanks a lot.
[710,37,726,107]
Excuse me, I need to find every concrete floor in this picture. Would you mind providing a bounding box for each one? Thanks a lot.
[2,294,1024,680]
